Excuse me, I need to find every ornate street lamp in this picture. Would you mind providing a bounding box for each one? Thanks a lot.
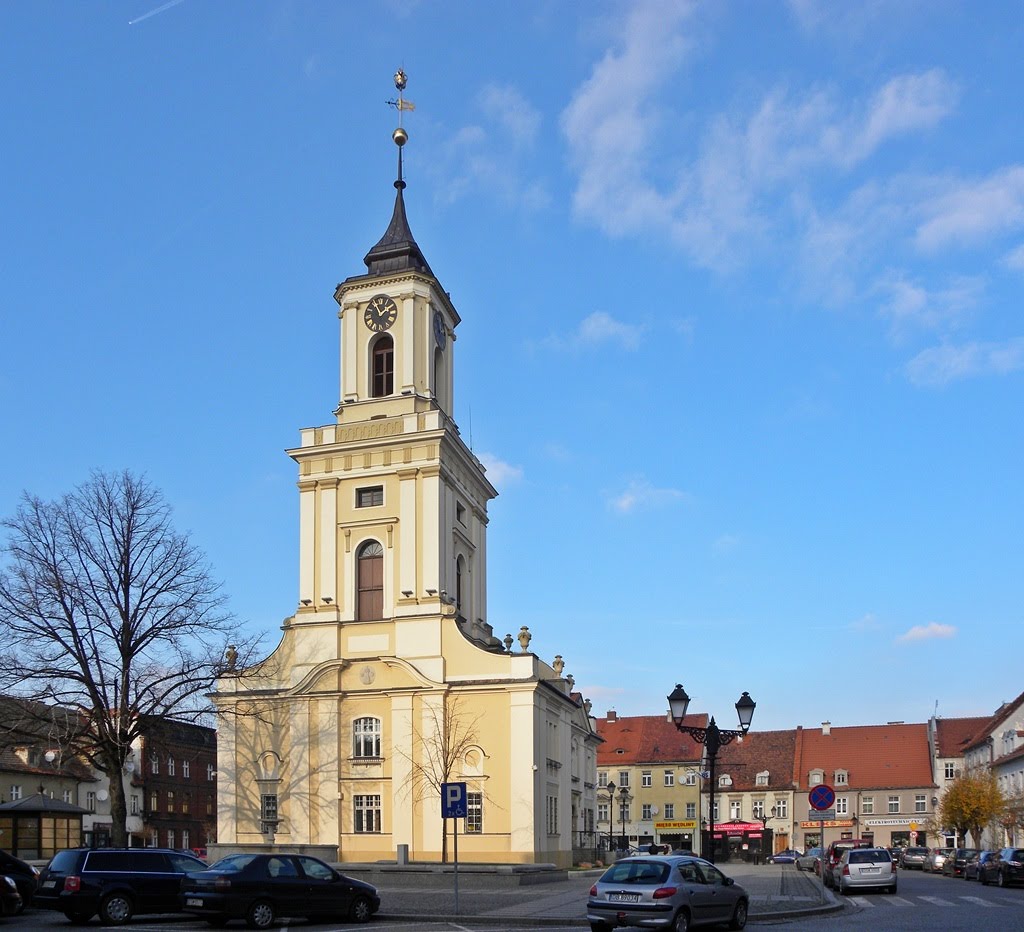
[668,684,756,865]
[603,780,616,853]
[618,786,631,851]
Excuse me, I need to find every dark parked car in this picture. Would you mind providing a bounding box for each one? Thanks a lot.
[0,849,38,912]
[587,854,749,931]
[0,876,22,917]
[942,847,979,877]
[34,847,208,924]
[979,847,1024,887]
[179,853,380,928]
[898,846,929,870]
[768,849,801,864]
[965,850,997,881]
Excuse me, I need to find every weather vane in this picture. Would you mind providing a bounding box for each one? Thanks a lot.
[387,68,415,132]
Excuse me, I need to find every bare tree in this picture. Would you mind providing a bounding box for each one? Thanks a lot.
[394,693,485,862]
[0,469,256,845]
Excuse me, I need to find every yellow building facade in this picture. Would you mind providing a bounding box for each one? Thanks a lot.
[212,114,598,867]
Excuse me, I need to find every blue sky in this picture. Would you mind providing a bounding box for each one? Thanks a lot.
[2,1,1022,732]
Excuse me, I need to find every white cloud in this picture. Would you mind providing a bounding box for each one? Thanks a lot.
[915,165,1024,251]
[875,273,981,337]
[609,478,691,514]
[896,622,957,643]
[439,84,549,211]
[478,453,524,487]
[538,311,644,352]
[577,311,643,349]
[1003,242,1024,270]
[905,338,1024,387]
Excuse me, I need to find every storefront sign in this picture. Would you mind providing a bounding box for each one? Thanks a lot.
[798,819,855,829]
[654,820,697,830]
[864,818,916,827]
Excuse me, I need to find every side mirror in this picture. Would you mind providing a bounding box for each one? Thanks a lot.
[724,877,734,886]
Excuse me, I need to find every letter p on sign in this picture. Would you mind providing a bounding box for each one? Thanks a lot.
[442,781,468,818]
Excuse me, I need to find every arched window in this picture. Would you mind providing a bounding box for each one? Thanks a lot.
[353,717,382,758]
[357,540,384,620]
[371,335,394,397]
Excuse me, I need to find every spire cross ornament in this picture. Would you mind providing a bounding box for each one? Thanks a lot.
[386,69,415,189]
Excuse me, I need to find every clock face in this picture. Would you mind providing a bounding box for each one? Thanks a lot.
[364,294,398,332]
[432,310,447,349]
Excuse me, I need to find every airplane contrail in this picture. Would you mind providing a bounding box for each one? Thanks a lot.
[129,0,185,26]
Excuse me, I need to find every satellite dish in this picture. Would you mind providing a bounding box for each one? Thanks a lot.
[97,789,109,802]
[651,806,659,815]
[44,750,57,763]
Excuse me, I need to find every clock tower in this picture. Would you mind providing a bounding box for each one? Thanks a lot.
[213,72,598,868]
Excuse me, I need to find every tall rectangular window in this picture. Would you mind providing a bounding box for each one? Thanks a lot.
[944,762,955,779]
[836,797,848,815]
[618,771,629,787]
[207,763,215,782]
[753,800,765,818]
[182,829,190,850]
[685,802,695,819]
[353,717,382,758]
[915,795,927,812]
[167,790,175,813]
[9,786,22,801]
[862,797,874,814]
[642,804,652,820]
[730,801,741,819]
[167,757,176,776]
[354,795,381,833]
[63,789,73,804]
[356,486,384,508]
[684,773,697,786]
[664,770,675,787]
[598,773,608,787]
[261,794,279,833]
[888,795,900,813]
[150,791,159,812]
[466,792,483,834]
[547,796,559,834]
[166,829,175,850]
[665,804,675,819]
[183,760,190,779]
[641,771,652,787]
[182,794,191,814]
[597,803,609,822]
[774,799,788,818]
[151,755,159,775]
[86,791,95,811]
[131,795,139,815]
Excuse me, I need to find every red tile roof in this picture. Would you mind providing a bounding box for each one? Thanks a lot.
[794,723,935,790]
[933,716,990,758]
[963,689,1024,754]
[596,713,707,766]
[715,729,799,791]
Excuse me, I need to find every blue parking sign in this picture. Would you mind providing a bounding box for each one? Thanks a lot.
[442,781,467,818]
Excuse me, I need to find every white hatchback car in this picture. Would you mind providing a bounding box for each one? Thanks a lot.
[836,847,897,894]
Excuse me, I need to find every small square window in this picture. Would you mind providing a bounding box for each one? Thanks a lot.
[357,487,384,508]
[456,502,466,524]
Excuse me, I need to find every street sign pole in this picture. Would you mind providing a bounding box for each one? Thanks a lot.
[808,784,835,905]
[442,782,468,915]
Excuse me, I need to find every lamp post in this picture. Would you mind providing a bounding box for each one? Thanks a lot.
[668,684,756,865]
[618,786,631,851]
[603,781,616,853]
[754,805,777,863]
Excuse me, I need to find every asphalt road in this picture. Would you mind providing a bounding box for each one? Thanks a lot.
[12,869,1024,931]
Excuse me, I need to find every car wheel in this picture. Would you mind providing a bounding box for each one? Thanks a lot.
[99,892,134,925]
[671,909,690,932]
[348,894,374,923]
[729,899,748,930]
[998,871,1007,888]
[246,899,276,930]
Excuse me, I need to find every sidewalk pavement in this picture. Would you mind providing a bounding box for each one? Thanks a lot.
[358,862,842,926]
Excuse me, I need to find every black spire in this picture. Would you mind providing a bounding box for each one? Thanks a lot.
[363,70,433,277]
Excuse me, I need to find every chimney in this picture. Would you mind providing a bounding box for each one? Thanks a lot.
[821,721,831,736]
[607,710,617,723]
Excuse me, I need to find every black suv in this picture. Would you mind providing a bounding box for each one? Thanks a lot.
[0,848,39,912]
[35,847,207,924]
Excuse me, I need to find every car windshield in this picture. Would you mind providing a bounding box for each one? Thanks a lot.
[849,850,888,864]
[600,861,670,885]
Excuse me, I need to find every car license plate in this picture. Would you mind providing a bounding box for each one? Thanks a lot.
[41,880,56,889]
[186,898,204,906]
[862,867,879,873]
[609,893,640,903]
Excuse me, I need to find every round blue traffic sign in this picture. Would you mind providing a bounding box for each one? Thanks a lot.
[809,784,835,810]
